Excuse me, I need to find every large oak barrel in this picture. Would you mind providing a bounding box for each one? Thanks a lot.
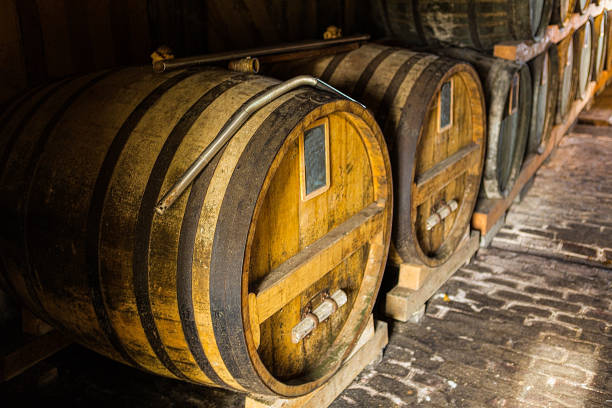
[439,49,532,199]
[370,0,553,51]
[557,34,577,122]
[551,0,578,26]
[575,19,595,100]
[592,11,609,81]
[528,44,560,154]
[0,67,393,396]
[267,44,486,267]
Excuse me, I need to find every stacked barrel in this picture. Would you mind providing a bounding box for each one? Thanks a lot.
[1,0,612,401]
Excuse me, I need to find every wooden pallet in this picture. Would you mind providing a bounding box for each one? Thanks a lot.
[384,229,479,322]
[494,1,610,63]
[472,72,610,240]
[245,315,387,408]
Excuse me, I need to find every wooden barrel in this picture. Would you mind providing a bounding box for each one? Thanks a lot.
[575,19,595,100]
[439,49,532,199]
[592,11,609,81]
[370,0,553,51]
[267,44,486,267]
[551,0,578,26]
[575,0,591,13]
[528,44,560,154]
[556,34,577,123]
[0,67,392,396]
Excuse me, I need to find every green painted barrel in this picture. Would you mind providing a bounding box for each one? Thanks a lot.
[528,44,559,154]
[557,35,576,123]
[575,19,595,100]
[592,11,609,81]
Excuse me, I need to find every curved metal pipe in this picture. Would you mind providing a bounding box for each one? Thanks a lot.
[154,75,365,214]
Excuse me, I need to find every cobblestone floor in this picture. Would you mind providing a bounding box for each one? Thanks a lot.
[2,129,611,407]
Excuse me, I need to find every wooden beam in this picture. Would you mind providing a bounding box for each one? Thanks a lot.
[0,330,71,382]
[413,143,480,206]
[254,200,385,323]
[493,1,608,63]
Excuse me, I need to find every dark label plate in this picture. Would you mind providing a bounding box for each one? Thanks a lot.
[303,124,327,197]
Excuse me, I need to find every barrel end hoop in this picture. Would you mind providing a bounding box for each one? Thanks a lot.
[244,315,387,408]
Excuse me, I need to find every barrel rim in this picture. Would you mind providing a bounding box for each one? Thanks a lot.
[240,100,392,397]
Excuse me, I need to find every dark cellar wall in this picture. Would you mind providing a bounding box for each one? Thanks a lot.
[0,0,370,108]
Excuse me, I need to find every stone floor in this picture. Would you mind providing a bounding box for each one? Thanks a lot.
[1,127,611,407]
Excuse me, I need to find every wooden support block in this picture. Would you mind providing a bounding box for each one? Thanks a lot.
[0,330,71,382]
[245,316,387,408]
[385,231,479,322]
[397,264,428,291]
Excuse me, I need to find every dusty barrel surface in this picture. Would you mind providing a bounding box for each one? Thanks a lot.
[268,44,486,267]
[575,19,595,100]
[370,0,553,51]
[528,44,560,154]
[592,11,609,81]
[551,0,578,26]
[557,34,577,122]
[0,67,393,396]
[440,49,533,199]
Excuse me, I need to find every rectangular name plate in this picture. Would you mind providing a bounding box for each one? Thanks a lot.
[300,118,330,200]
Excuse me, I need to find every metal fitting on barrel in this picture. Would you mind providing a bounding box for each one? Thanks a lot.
[426,199,459,231]
[228,57,260,73]
[291,290,347,344]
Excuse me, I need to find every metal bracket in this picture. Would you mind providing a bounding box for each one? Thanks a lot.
[155,75,364,215]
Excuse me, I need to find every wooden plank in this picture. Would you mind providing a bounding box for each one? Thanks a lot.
[0,330,71,382]
[413,143,480,206]
[255,200,385,323]
[245,316,387,408]
[472,71,609,235]
[397,264,428,291]
[493,0,609,63]
[385,231,479,322]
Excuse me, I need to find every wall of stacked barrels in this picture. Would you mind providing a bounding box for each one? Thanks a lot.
[0,0,611,400]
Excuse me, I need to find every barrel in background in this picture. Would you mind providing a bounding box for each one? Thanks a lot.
[440,49,533,200]
[576,0,592,13]
[575,19,595,100]
[370,0,553,51]
[0,67,392,396]
[267,44,486,268]
[551,0,579,26]
[528,44,560,154]
[592,10,609,81]
[556,34,577,122]
[0,0,368,108]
